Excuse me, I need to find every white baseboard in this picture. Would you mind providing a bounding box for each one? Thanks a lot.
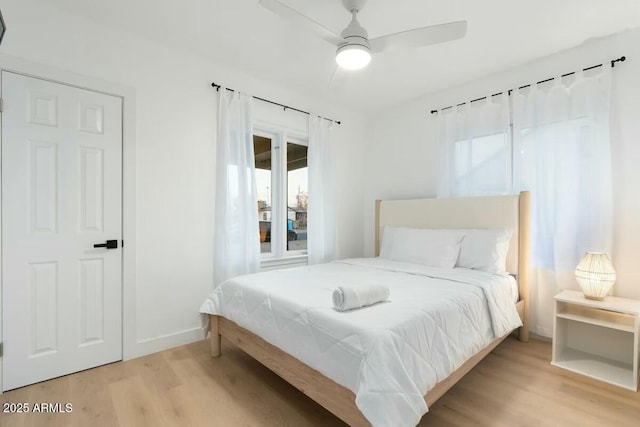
[530,332,552,342]
[533,325,553,339]
[125,326,207,360]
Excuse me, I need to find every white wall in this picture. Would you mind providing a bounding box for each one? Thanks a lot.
[364,28,640,333]
[0,0,365,359]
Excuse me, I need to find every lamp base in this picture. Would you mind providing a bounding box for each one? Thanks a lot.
[584,294,606,301]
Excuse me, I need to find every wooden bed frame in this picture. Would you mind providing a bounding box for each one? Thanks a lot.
[209,192,530,426]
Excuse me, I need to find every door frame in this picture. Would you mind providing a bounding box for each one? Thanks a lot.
[0,54,137,393]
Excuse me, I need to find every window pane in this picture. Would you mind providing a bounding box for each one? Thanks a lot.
[452,133,510,196]
[286,142,308,251]
[254,135,272,254]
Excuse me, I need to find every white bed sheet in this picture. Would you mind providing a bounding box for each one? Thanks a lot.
[200,258,522,427]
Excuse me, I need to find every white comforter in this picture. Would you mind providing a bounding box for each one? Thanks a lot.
[200,258,522,427]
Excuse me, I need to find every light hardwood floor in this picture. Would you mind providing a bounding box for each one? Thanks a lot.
[1,337,639,426]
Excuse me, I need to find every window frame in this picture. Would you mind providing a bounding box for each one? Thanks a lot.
[253,122,309,267]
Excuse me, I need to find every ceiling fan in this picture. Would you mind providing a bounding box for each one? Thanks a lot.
[259,0,467,70]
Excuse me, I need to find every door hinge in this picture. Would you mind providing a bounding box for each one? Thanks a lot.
[122,240,124,248]
[0,97,3,113]
[0,342,3,357]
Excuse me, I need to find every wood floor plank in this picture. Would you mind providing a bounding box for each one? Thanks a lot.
[1,337,639,426]
[67,364,119,427]
[126,352,183,395]
[109,376,167,427]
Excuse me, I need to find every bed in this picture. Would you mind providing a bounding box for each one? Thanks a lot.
[201,192,530,427]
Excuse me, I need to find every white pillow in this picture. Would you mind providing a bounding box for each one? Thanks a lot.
[379,226,395,259]
[457,229,512,273]
[381,227,464,269]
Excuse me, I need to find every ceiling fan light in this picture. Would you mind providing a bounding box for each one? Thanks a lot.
[336,44,371,70]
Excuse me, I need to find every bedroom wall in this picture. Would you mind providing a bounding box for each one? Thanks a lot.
[363,28,640,335]
[0,0,366,359]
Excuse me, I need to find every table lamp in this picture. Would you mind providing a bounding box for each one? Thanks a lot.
[575,252,616,301]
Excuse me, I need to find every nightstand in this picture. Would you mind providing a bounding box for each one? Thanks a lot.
[552,289,640,391]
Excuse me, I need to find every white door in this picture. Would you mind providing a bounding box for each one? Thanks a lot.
[1,72,123,391]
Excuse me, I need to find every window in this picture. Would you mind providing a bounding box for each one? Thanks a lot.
[437,96,512,198]
[445,113,601,271]
[451,132,511,196]
[254,127,308,260]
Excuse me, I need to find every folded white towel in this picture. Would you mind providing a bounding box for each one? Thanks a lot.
[332,284,390,311]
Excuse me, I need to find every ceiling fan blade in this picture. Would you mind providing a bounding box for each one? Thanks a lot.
[259,0,342,45]
[369,20,467,54]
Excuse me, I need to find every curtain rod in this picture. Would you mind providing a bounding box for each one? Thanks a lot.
[211,83,341,125]
[429,56,626,114]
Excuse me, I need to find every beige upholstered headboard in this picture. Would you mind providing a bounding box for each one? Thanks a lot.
[374,191,530,341]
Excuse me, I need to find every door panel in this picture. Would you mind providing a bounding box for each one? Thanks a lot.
[29,261,59,356]
[80,147,104,231]
[2,71,123,391]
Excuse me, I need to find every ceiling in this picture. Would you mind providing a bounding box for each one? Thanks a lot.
[39,0,640,112]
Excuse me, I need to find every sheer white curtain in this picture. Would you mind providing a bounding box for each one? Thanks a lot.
[437,93,511,197]
[213,90,260,286]
[513,69,613,336]
[436,70,613,336]
[307,115,336,264]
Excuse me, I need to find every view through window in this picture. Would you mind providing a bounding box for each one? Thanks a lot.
[286,142,308,252]
[254,133,308,257]
[254,135,272,254]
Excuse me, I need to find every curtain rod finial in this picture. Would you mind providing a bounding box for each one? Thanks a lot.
[612,56,626,67]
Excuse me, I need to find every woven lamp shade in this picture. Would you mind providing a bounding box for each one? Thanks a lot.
[575,252,616,301]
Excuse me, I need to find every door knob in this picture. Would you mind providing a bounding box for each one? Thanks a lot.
[93,240,118,249]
